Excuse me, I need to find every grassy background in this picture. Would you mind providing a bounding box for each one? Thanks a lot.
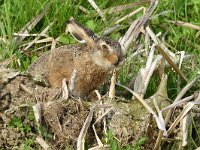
[0,0,200,149]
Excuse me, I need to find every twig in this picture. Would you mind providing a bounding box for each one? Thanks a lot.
[153,130,165,150]
[165,75,200,125]
[34,37,54,44]
[116,83,167,134]
[88,0,106,21]
[167,101,200,136]
[50,38,56,51]
[61,78,69,100]
[35,136,51,150]
[169,20,200,31]
[89,145,110,150]
[161,95,194,112]
[103,24,121,36]
[181,112,191,147]
[109,69,116,99]
[24,21,54,50]
[69,69,77,92]
[20,83,33,95]
[104,0,151,14]
[0,37,7,43]
[92,107,113,147]
[79,5,90,14]
[120,0,158,53]
[77,100,100,150]
[13,33,48,37]
[14,5,50,43]
[5,104,29,114]
[30,43,51,52]
[115,7,145,24]
[154,76,200,150]
[155,45,188,82]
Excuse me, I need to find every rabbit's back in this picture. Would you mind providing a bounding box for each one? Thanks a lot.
[27,45,83,80]
[28,53,49,78]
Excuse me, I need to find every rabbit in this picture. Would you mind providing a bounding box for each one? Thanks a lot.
[28,18,124,98]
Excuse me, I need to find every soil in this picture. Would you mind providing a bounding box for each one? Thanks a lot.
[0,67,168,149]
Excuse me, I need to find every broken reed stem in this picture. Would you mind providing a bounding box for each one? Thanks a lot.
[109,69,116,99]
[115,7,145,24]
[105,0,151,14]
[35,136,50,150]
[77,100,100,150]
[120,0,158,53]
[88,0,106,21]
[155,45,188,82]
[14,33,48,37]
[14,4,50,43]
[153,130,164,150]
[24,21,54,51]
[169,20,200,31]
[154,75,200,150]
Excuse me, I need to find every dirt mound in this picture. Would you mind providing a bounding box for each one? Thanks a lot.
[0,67,167,149]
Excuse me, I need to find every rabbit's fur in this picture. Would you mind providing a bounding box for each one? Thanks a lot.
[28,18,123,98]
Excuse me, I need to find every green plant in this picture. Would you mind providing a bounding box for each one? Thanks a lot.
[104,130,147,150]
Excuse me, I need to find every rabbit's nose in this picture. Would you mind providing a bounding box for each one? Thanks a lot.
[115,55,124,67]
[114,58,120,66]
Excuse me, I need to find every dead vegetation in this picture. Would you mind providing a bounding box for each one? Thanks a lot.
[0,0,200,150]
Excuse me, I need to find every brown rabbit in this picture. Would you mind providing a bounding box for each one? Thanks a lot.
[28,18,124,98]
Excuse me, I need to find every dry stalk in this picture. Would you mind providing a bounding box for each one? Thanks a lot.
[14,5,50,43]
[161,95,195,112]
[50,38,56,51]
[79,5,90,14]
[31,44,52,52]
[116,83,167,134]
[92,107,114,147]
[134,45,162,98]
[146,26,189,82]
[169,20,200,31]
[109,69,116,99]
[103,24,121,36]
[88,0,106,21]
[35,136,51,150]
[32,103,42,125]
[145,26,175,57]
[155,45,188,82]
[115,7,145,24]
[125,48,145,62]
[13,33,48,37]
[24,21,54,51]
[0,37,7,43]
[104,0,151,14]
[20,83,33,96]
[167,100,200,136]
[181,112,191,147]
[154,76,200,150]
[77,100,100,150]
[34,37,54,44]
[61,78,69,100]
[119,18,139,53]
[120,0,158,53]
[4,104,29,114]
[89,145,110,150]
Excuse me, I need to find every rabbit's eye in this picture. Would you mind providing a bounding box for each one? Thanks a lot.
[101,44,108,51]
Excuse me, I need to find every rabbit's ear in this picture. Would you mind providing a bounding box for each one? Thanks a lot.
[66,17,96,46]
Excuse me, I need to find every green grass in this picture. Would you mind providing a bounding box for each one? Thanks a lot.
[0,0,200,149]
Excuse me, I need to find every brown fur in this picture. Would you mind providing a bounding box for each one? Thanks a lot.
[28,18,123,98]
